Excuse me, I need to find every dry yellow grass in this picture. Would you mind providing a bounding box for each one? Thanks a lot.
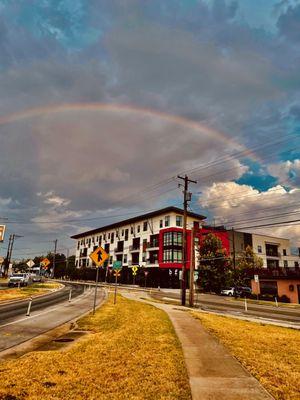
[192,311,300,400]
[0,295,191,400]
[0,282,61,302]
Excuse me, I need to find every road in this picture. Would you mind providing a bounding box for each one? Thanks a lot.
[0,281,84,323]
[151,289,300,326]
[0,283,106,357]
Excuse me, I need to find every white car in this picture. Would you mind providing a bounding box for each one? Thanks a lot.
[221,287,235,296]
[8,273,32,287]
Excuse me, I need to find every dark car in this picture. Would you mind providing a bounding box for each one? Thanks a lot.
[236,286,252,298]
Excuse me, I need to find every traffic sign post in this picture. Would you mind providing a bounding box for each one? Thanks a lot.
[131,265,138,285]
[112,262,122,305]
[89,246,109,314]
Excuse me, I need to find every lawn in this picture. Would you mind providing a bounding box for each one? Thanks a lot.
[0,295,191,400]
[0,282,61,302]
[192,311,300,400]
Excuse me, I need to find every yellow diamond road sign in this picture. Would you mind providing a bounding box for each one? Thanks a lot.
[0,225,6,242]
[90,246,109,267]
[41,258,51,268]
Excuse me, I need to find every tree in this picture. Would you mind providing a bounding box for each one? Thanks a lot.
[198,233,230,293]
[235,245,263,285]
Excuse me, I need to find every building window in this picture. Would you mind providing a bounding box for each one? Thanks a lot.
[165,215,170,227]
[123,254,127,264]
[88,238,91,246]
[176,215,183,227]
[130,226,134,235]
[108,233,110,240]
[295,261,299,268]
[103,233,106,241]
[284,260,288,268]
[99,235,102,244]
[257,245,262,253]
[122,229,124,237]
[109,256,113,264]
[137,225,140,233]
[283,249,287,256]
[159,219,163,228]
[143,221,148,231]
[77,241,80,250]
[125,229,129,241]
[111,232,114,244]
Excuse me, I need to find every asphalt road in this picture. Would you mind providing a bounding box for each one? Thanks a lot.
[152,290,300,326]
[0,284,106,356]
[0,281,84,323]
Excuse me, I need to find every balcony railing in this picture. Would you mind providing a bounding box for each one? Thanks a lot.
[266,251,279,258]
[114,247,124,253]
[129,245,140,252]
[147,241,159,249]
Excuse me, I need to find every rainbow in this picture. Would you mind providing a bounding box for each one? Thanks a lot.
[0,102,256,159]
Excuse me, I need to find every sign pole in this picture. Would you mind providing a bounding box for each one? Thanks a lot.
[114,272,118,304]
[93,267,99,314]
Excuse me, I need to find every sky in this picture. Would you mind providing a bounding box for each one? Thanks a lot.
[0,0,300,260]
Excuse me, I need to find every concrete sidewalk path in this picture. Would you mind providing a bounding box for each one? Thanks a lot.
[124,292,273,400]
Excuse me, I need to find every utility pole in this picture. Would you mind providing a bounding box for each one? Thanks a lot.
[177,174,197,306]
[4,234,12,276]
[189,227,195,307]
[52,239,58,278]
[232,228,237,297]
[4,234,23,276]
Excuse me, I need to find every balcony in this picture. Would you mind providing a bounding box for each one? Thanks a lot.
[146,259,159,267]
[266,251,279,258]
[114,247,124,254]
[147,241,159,250]
[129,245,140,252]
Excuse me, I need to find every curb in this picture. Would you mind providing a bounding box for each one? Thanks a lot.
[0,288,108,361]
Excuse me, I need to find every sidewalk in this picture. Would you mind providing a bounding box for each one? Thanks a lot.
[123,292,274,400]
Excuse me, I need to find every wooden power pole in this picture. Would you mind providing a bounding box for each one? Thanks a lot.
[177,175,197,306]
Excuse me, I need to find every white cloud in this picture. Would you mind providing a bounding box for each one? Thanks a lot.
[268,159,300,187]
[200,181,300,245]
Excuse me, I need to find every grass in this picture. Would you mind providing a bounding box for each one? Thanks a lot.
[0,295,191,400]
[0,282,61,302]
[191,311,300,400]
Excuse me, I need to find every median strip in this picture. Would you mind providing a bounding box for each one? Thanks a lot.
[0,282,63,303]
[0,295,191,400]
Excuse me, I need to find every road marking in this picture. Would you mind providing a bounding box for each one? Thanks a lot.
[0,288,95,329]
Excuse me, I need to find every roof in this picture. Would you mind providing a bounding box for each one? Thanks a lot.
[71,206,206,239]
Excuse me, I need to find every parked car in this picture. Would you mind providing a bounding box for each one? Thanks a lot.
[221,286,252,297]
[8,273,32,287]
[236,286,252,298]
[221,287,235,296]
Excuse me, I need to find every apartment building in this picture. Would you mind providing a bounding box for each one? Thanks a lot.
[228,231,300,268]
[71,206,206,287]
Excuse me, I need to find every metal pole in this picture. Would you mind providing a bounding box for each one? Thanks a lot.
[93,267,99,314]
[189,228,195,307]
[114,272,118,304]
